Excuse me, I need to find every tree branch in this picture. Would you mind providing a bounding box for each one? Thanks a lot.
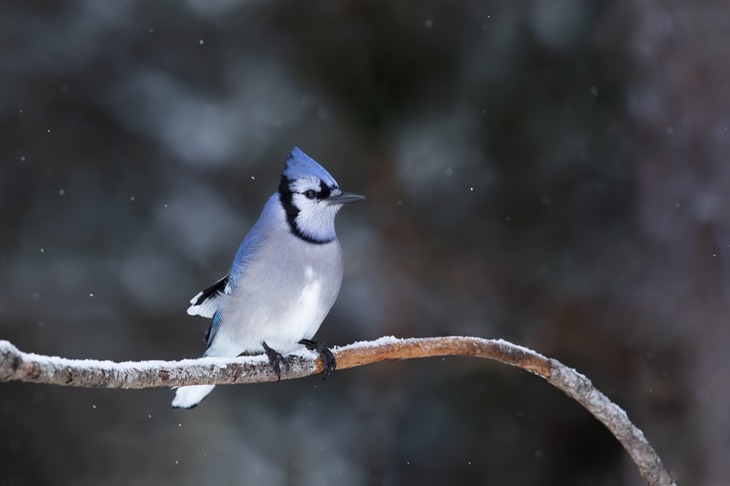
[0,336,674,485]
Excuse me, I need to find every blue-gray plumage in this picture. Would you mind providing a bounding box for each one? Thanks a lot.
[172,147,365,409]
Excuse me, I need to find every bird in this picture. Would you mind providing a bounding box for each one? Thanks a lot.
[171,147,365,409]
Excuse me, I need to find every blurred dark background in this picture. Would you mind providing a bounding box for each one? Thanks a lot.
[1,0,728,485]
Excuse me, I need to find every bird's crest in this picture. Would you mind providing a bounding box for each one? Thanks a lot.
[283,147,338,187]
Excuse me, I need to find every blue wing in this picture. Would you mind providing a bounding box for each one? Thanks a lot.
[198,193,278,347]
[205,309,224,346]
[226,193,279,285]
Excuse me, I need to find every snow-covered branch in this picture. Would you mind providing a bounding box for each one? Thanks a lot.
[0,336,674,485]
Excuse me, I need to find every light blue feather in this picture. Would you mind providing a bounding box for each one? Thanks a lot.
[228,194,279,284]
[283,147,338,187]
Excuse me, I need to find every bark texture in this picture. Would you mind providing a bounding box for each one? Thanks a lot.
[0,337,675,485]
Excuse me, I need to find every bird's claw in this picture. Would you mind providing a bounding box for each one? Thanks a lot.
[299,339,337,380]
[262,341,289,381]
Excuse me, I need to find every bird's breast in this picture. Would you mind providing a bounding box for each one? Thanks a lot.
[296,268,325,324]
[211,239,343,355]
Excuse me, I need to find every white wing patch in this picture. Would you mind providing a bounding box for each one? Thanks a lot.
[186,275,229,318]
[186,291,221,318]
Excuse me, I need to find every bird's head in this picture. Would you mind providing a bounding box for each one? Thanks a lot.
[278,147,365,244]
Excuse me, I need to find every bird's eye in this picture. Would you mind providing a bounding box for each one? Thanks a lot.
[304,189,317,199]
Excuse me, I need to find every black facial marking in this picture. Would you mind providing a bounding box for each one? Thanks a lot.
[278,175,299,228]
[317,180,332,199]
[278,175,334,245]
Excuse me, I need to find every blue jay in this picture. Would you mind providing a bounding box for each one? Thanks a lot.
[172,147,365,409]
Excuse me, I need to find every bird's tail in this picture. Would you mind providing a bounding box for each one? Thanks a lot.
[171,384,216,409]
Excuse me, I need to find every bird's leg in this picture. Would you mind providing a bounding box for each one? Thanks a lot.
[299,339,337,380]
[262,341,289,382]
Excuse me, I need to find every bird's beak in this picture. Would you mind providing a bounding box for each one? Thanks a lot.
[326,191,366,205]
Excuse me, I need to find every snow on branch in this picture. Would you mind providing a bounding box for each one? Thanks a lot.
[0,336,674,485]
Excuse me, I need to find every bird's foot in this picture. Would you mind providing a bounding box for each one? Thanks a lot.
[299,339,337,380]
[262,341,289,381]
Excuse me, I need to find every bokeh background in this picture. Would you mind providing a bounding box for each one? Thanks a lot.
[1,0,728,484]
